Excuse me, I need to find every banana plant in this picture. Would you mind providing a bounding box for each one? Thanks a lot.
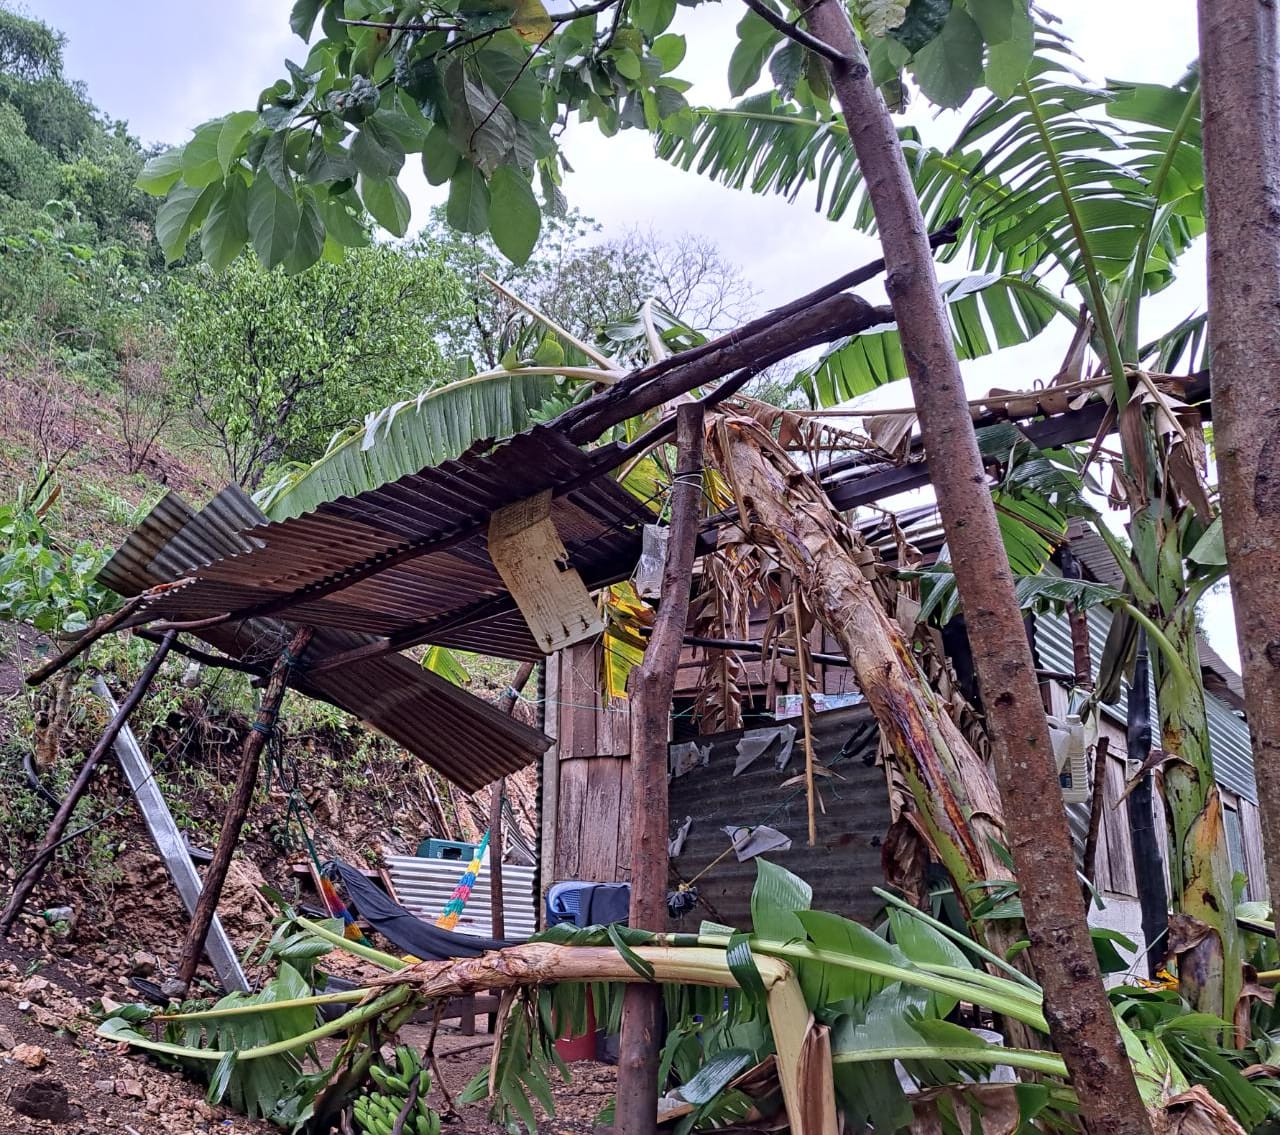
[98,862,1280,1133]
[658,30,1237,1024]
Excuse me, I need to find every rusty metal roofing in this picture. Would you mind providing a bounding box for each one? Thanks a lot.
[668,705,887,929]
[98,487,549,792]
[124,428,652,662]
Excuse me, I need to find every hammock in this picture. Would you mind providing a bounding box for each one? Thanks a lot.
[329,861,521,961]
[436,831,489,930]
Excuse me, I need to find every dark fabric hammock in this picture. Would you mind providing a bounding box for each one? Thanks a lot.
[331,860,522,960]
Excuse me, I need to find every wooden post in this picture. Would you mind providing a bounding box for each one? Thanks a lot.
[176,627,313,991]
[490,659,534,939]
[1,631,177,934]
[615,404,704,1135]
[488,779,506,941]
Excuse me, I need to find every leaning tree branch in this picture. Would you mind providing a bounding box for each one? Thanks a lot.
[739,0,855,66]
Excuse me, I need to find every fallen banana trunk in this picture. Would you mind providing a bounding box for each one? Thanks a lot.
[371,944,834,1135]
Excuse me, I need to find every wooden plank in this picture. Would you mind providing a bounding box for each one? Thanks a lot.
[489,491,604,653]
[555,758,589,879]
[579,758,624,882]
[1239,799,1268,902]
[617,757,633,882]
[1102,754,1136,897]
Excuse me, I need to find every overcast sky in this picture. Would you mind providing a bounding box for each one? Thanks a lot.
[28,0,1236,668]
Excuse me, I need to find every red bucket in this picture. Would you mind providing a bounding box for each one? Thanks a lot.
[553,989,597,1063]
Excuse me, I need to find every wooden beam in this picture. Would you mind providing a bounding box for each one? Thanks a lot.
[616,404,704,1135]
[176,627,313,991]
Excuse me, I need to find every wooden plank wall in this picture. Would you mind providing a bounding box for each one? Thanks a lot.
[551,641,634,884]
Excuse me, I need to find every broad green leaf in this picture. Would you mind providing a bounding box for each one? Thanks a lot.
[246,174,301,268]
[422,646,471,686]
[422,126,461,186]
[728,9,781,97]
[137,147,184,196]
[983,6,1033,98]
[910,6,984,109]
[352,114,407,179]
[218,111,259,174]
[359,174,411,236]
[614,48,643,81]
[255,372,559,519]
[258,129,294,194]
[1187,515,1226,566]
[446,161,491,235]
[796,908,906,1005]
[200,176,250,271]
[156,180,218,263]
[749,858,811,944]
[318,192,369,248]
[488,165,541,264]
[283,195,325,274]
[182,121,225,187]
[651,33,686,73]
[634,0,677,37]
[769,41,804,99]
[968,0,1017,44]
[890,0,951,52]
[289,0,323,39]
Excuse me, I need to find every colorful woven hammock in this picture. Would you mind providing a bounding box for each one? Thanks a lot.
[434,832,490,930]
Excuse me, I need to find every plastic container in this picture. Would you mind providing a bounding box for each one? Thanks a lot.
[415,838,476,861]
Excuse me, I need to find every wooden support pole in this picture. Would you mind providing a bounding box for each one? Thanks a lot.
[1,631,177,934]
[615,403,704,1135]
[487,659,533,940]
[176,627,313,991]
[488,780,505,941]
[24,596,145,687]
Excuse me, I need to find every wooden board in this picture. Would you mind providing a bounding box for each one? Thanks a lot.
[489,491,603,653]
[555,758,590,879]
[579,757,625,881]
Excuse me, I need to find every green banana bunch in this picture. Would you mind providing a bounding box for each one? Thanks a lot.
[352,1044,439,1135]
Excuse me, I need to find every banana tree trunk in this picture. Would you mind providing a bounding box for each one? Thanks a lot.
[708,416,1015,943]
[799,7,1152,1131]
[1150,598,1241,1022]
[1198,0,1280,921]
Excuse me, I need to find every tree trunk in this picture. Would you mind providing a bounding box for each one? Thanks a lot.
[1198,0,1280,915]
[176,627,313,991]
[776,9,1152,1131]
[615,403,705,1135]
[1,632,177,934]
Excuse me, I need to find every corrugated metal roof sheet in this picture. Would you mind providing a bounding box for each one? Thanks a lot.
[124,428,653,661]
[98,488,548,792]
[668,705,888,929]
[385,856,537,940]
[1034,608,1256,802]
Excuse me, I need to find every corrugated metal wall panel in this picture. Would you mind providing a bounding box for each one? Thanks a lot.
[385,857,538,940]
[1034,610,1255,802]
[668,706,888,930]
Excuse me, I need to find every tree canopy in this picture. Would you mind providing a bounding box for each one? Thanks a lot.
[142,0,1035,272]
